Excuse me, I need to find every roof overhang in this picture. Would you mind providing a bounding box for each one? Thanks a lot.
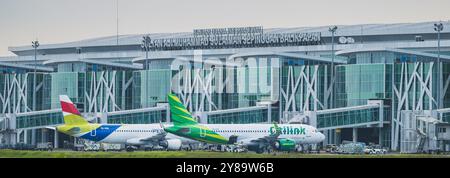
[0,61,54,72]
[228,51,347,64]
[336,47,450,61]
[43,59,142,70]
[132,56,241,68]
[132,56,176,63]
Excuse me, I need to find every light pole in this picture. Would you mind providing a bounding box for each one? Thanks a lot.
[329,26,338,75]
[141,35,151,107]
[329,26,338,108]
[434,22,444,108]
[141,35,151,70]
[32,40,39,111]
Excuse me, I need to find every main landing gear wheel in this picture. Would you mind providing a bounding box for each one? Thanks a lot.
[126,146,135,152]
[257,145,270,154]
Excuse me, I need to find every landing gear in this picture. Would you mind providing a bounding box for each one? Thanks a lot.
[184,144,194,151]
[256,145,273,154]
[256,147,265,154]
[144,147,153,151]
[126,145,136,152]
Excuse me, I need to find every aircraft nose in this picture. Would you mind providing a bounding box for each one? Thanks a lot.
[319,132,325,141]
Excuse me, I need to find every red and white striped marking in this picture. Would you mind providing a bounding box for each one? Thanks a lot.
[59,95,81,116]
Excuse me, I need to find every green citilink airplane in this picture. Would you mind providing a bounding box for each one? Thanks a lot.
[164,94,325,153]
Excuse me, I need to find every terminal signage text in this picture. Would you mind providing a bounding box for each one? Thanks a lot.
[148,26,321,51]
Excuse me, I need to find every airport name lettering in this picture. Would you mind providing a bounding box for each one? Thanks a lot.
[148,26,321,50]
[270,126,306,135]
[176,162,210,175]
[150,33,321,50]
[194,26,264,37]
[220,163,274,173]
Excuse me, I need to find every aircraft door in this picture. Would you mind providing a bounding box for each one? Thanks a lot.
[91,129,96,137]
[200,128,206,138]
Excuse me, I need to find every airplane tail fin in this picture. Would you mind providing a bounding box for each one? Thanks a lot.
[59,95,89,125]
[168,94,198,125]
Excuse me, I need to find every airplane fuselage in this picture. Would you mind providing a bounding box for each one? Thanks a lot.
[57,124,191,145]
[209,124,324,144]
[165,123,325,145]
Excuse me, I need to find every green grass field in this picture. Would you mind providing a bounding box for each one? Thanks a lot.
[0,149,449,158]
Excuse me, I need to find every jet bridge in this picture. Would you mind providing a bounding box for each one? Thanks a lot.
[399,108,450,153]
[303,100,386,145]
[306,100,385,130]
[400,112,442,153]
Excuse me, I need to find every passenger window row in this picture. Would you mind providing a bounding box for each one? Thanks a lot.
[115,130,159,133]
[213,130,267,133]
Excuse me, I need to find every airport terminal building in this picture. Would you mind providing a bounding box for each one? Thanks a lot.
[1,21,450,152]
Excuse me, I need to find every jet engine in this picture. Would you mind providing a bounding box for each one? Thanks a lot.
[160,139,182,150]
[274,138,296,151]
[126,138,145,145]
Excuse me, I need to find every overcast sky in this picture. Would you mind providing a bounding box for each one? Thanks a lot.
[0,0,449,56]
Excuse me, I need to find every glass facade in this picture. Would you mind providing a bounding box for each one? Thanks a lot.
[348,51,396,64]
[208,108,275,124]
[112,71,134,110]
[392,62,439,113]
[57,63,87,72]
[443,63,450,108]
[380,126,391,148]
[335,64,391,107]
[133,70,171,108]
[107,110,166,124]
[48,71,134,112]
[346,51,441,64]
[57,62,134,72]
[383,106,391,122]
[49,72,83,109]
[169,67,274,111]
[0,73,47,114]
[282,57,330,66]
[0,66,28,74]
[147,59,173,70]
[280,65,331,112]
[442,112,450,123]
[30,66,273,115]
[236,67,272,108]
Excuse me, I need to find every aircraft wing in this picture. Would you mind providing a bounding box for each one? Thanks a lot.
[126,132,168,146]
[240,135,278,145]
[138,132,167,143]
[239,122,282,146]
